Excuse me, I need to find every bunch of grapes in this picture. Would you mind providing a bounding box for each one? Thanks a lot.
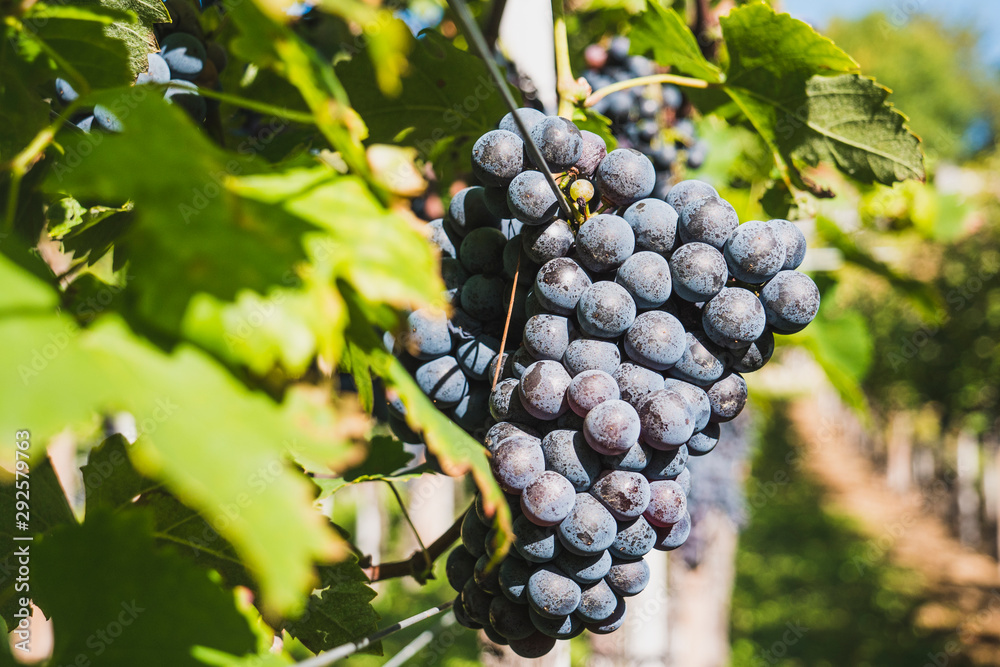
[583,37,706,200]
[390,108,819,656]
[53,0,224,132]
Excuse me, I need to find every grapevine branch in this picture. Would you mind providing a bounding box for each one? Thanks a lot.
[551,0,575,118]
[360,502,469,583]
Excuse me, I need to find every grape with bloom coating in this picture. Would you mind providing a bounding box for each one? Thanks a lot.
[724,220,786,284]
[540,430,602,492]
[520,360,573,420]
[522,219,575,263]
[554,549,612,584]
[596,148,656,206]
[584,399,641,454]
[707,372,747,422]
[590,470,650,520]
[669,241,728,302]
[508,171,559,225]
[499,107,546,140]
[490,596,535,640]
[669,331,727,387]
[513,514,562,562]
[415,356,468,407]
[402,308,451,360]
[768,219,807,270]
[654,512,692,550]
[557,493,617,555]
[623,199,678,255]
[523,314,574,361]
[610,516,657,560]
[535,257,591,315]
[613,362,665,409]
[666,179,717,211]
[577,282,636,338]
[644,479,687,527]
[760,270,820,334]
[530,116,583,169]
[686,421,720,456]
[527,565,582,618]
[576,214,635,273]
[624,310,686,371]
[492,436,545,493]
[678,195,739,249]
[521,471,577,526]
[574,131,608,177]
[646,444,689,481]
[563,338,621,376]
[606,558,650,596]
[472,129,524,187]
[702,287,766,349]
[615,251,672,309]
[638,389,695,449]
[663,379,710,431]
[567,370,620,416]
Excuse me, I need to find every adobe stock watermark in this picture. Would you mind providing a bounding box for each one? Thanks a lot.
[751,621,810,666]
[57,600,145,666]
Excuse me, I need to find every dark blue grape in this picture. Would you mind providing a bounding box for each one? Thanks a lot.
[732,329,774,373]
[507,171,558,225]
[577,282,636,338]
[427,218,457,257]
[703,287,766,348]
[485,421,540,453]
[644,479,687,527]
[503,236,539,285]
[616,251,672,309]
[500,556,534,603]
[54,78,78,104]
[554,549,612,584]
[76,116,94,132]
[461,510,490,558]
[686,421,720,456]
[707,372,747,422]
[508,631,557,658]
[489,596,535,641]
[624,310,686,370]
[528,608,584,639]
[584,399,641,455]
[623,199,678,255]
[449,384,491,431]
[576,214,635,273]
[724,220,785,284]
[669,241,728,302]
[646,444,689,481]
[94,105,123,133]
[472,129,524,187]
[638,389,694,449]
[474,554,500,594]
[535,257,591,315]
[519,360,572,420]
[563,338,621,377]
[612,362,665,409]
[590,470,650,520]
[602,441,651,473]
[446,545,477,592]
[575,580,618,623]
[567,369,620,417]
[164,80,206,122]
[666,179,716,211]
[460,274,506,321]
[161,32,206,80]
[415,355,468,407]
[138,52,171,84]
[759,270,820,334]
[606,558,650,596]
[596,148,656,206]
[610,516,657,560]
[575,130,608,177]
[669,331,726,387]
[654,511,691,550]
[557,493,617,555]
[484,185,513,219]
[527,564,582,618]
[441,258,468,303]
[769,219,807,270]
[499,107,546,140]
[678,195,739,249]
[522,219,574,263]
[448,186,499,236]
[459,227,507,275]
[540,429,601,492]
[462,578,493,626]
[453,595,482,629]
[676,466,691,495]
[403,308,451,360]
[663,379,710,431]
[585,596,627,634]
[529,116,583,169]
[521,471,577,526]
[456,335,500,380]
[513,514,561,562]
[489,377,533,423]
[492,436,545,493]
[522,314,574,361]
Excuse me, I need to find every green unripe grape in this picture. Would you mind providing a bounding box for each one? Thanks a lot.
[569,179,595,204]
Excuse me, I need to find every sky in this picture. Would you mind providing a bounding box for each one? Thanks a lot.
[783,0,1000,67]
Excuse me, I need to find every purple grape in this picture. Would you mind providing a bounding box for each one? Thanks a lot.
[459,227,507,275]
[678,195,739,249]
[644,480,687,527]
[596,148,656,206]
[590,470,650,520]
[519,360,572,420]
[613,362,666,410]
[446,545,477,592]
[557,493,617,555]
[499,107,546,140]
[575,580,618,622]
[448,186,500,236]
[702,287,767,348]
[624,310,686,370]
[508,171,559,225]
[508,632,557,658]
[706,372,747,422]
[534,257,592,315]
[527,564,582,618]
[567,370,620,416]
[474,554,500,594]
[662,379,711,431]
[665,179,717,211]
[610,516,657,560]
[513,514,562,562]
[563,338,621,377]
[669,241,728,302]
[768,219,807,270]
[522,219,574,263]
[554,549,612,584]
[489,595,535,640]
[576,214,635,272]
[759,270,820,334]
[529,116,583,170]
[574,130,608,177]
[669,331,726,387]
[500,556,534,603]
[615,251,672,309]
[623,199,678,255]
[577,282,636,338]
[521,471,577,526]
[583,399,641,454]
[415,355,468,407]
[605,558,650,596]
[646,444,689,481]
[653,511,691,550]
[638,389,695,449]
[731,329,775,373]
[601,442,651,473]
[528,608,584,639]
[492,436,545,493]
[585,596,627,634]
[540,429,602,492]
[456,335,500,380]
[402,308,452,360]
[724,220,786,284]
[472,129,524,187]
[686,421,720,456]
[461,509,490,558]
[522,314,574,361]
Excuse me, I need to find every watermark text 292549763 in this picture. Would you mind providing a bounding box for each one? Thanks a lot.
[11,430,34,654]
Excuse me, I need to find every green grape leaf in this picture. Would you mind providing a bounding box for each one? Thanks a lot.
[193,649,294,667]
[0,39,51,161]
[45,93,312,336]
[74,0,168,79]
[629,2,723,82]
[311,435,422,497]
[336,28,513,169]
[231,167,445,312]
[33,510,257,666]
[81,434,160,511]
[283,556,381,655]
[717,3,924,188]
[0,255,361,616]
[29,14,133,89]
